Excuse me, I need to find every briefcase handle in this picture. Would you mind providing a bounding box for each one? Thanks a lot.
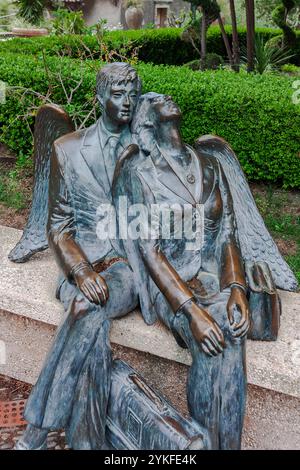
[129,373,165,411]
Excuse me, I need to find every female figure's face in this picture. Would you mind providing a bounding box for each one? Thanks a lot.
[152,95,182,122]
[132,93,182,154]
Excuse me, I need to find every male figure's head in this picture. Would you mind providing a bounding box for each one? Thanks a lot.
[96,63,142,131]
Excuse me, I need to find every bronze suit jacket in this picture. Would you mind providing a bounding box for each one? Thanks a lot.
[113,145,246,325]
[47,120,130,284]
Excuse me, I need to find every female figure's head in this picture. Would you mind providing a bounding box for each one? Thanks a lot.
[131,92,182,154]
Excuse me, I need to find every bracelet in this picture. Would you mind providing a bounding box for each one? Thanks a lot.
[70,260,92,277]
[175,298,195,316]
[230,283,247,294]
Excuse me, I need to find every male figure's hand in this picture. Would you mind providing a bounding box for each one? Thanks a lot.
[227,286,250,338]
[72,263,109,306]
[180,300,225,357]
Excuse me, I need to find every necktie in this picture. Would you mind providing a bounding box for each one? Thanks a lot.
[105,136,119,189]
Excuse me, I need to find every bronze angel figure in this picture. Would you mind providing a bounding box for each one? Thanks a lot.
[9,65,297,450]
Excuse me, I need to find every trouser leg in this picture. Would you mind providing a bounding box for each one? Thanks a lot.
[186,326,246,450]
[155,291,247,450]
[201,298,247,450]
[170,310,222,450]
[22,262,138,448]
[218,335,247,450]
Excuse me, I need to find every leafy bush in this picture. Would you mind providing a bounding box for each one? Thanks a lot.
[51,8,87,35]
[184,53,224,70]
[0,26,299,65]
[240,34,296,74]
[281,63,300,75]
[0,52,299,188]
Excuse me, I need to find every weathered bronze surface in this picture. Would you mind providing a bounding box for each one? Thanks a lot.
[12,64,298,451]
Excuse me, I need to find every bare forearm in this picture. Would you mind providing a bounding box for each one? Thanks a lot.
[48,231,90,281]
[140,244,194,313]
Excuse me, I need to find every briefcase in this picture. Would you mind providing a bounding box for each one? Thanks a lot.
[245,261,281,341]
[106,359,210,450]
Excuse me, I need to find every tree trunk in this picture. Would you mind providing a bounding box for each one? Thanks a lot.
[229,0,240,72]
[218,14,233,66]
[200,11,207,70]
[245,0,255,72]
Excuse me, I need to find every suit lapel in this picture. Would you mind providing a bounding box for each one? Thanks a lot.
[156,167,196,205]
[152,146,203,206]
[186,145,203,204]
[80,122,111,197]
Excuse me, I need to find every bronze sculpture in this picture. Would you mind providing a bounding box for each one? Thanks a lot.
[113,92,249,449]
[10,64,298,450]
[15,63,142,450]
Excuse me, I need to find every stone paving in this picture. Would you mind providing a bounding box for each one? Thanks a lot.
[1,343,300,451]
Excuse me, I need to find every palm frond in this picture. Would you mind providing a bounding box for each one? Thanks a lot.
[241,34,295,74]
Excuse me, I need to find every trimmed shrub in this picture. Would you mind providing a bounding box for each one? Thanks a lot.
[0,52,299,188]
[185,54,224,71]
[0,26,299,65]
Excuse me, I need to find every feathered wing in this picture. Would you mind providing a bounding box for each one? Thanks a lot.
[195,135,298,292]
[8,104,74,263]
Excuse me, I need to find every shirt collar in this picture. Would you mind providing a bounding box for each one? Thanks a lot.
[98,117,128,148]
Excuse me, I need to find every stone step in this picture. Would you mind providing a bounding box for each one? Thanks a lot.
[0,225,300,398]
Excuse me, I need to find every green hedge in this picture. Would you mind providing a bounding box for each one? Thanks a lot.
[0,52,299,188]
[0,26,299,65]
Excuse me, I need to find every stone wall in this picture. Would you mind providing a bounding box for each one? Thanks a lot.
[82,0,190,29]
[82,0,122,27]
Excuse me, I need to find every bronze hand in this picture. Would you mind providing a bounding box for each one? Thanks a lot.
[179,300,225,357]
[72,262,109,307]
[227,286,250,338]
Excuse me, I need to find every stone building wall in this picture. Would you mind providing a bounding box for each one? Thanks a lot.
[82,0,122,27]
[82,0,190,28]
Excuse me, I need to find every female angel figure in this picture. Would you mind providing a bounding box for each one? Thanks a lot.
[112,92,249,450]
[112,92,298,450]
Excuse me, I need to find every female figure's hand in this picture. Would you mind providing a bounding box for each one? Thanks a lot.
[227,286,250,339]
[179,300,225,357]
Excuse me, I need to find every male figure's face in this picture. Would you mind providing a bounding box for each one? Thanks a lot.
[99,79,139,126]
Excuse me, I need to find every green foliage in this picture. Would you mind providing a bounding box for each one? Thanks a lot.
[271,0,300,47]
[0,25,299,65]
[0,169,27,209]
[241,34,295,74]
[14,0,47,26]
[186,0,220,18]
[286,252,300,285]
[0,28,197,65]
[123,0,143,8]
[256,0,281,26]
[281,62,300,74]
[254,187,300,285]
[0,52,299,188]
[185,53,224,70]
[0,0,10,31]
[256,0,300,29]
[51,7,86,35]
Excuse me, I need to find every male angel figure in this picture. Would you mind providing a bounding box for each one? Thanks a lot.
[15,63,142,450]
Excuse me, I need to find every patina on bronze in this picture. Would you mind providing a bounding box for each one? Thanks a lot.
[12,65,298,451]
[15,63,142,450]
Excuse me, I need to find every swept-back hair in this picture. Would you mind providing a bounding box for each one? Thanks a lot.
[131,92,163,154]
[96,62,142,99]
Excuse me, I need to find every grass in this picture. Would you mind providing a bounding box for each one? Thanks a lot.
[0,166,32,211]
[253,185,300,286]
[0,174,26,210]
